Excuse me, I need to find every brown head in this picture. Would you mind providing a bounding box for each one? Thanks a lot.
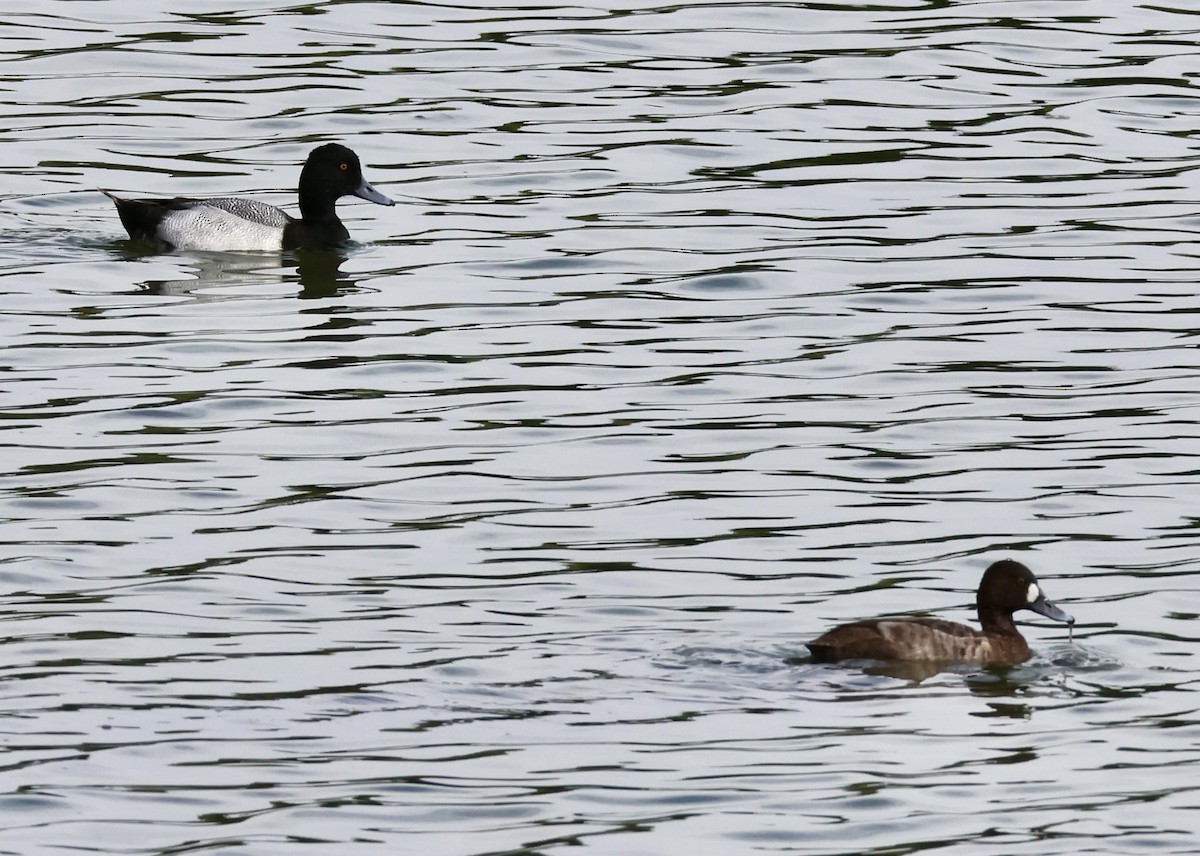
[976,559,1074,635]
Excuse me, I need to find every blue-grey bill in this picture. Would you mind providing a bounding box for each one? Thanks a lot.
[355,180,394,207]
[1030,595,1074,625]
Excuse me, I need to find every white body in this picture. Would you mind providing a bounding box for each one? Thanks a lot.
[156,198,290,252]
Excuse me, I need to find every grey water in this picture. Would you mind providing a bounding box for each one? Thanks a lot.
[2,1,1199,854]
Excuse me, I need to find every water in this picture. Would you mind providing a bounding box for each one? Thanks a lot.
[2,1,1199,853]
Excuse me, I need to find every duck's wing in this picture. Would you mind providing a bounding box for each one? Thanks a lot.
[898,617,981,638]
[807,617,988,662]
[154,199,294,251]
[104,190,294,250]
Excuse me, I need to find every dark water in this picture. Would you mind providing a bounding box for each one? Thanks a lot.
[2,2,1198,854]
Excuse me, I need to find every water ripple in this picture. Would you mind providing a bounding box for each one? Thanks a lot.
[2,1,1200,854]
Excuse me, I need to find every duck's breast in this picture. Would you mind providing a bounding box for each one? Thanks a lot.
[158,198,292,252]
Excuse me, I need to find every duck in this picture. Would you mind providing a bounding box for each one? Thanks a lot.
[806,559,1074,665]
[103,143,394,252]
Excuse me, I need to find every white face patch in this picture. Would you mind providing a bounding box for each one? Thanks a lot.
[1026,582,1040,604]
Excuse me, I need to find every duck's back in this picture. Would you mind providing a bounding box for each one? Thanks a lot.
[806,617,1009,663]
[182,197,292,227]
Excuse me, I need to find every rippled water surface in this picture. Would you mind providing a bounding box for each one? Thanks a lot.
[3,1,1200,853]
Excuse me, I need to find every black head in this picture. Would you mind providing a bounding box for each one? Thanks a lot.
[976,559,1074,630]
[297,143,394,220]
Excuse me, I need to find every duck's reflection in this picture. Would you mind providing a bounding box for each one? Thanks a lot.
[294,248,357,298]
[130,247,358,299]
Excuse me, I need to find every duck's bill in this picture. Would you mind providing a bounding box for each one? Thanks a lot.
[1030,594,1074,624]
[355,180,395,207]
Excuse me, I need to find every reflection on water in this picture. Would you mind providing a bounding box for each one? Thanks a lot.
[124,246,361,298]
[1,1,1199,854]
[295,248,358,297]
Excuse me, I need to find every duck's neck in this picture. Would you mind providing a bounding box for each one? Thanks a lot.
[977,607,1020,636]
[299,196,340,223]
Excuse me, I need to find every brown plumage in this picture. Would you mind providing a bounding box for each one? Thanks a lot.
[806,559,1074,665]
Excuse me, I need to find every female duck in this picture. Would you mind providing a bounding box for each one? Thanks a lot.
[104,143,394,252]
[807,559,1074,665]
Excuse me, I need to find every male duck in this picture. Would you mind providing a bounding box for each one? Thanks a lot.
[104,143,394,252]
[806,559,1074,665]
